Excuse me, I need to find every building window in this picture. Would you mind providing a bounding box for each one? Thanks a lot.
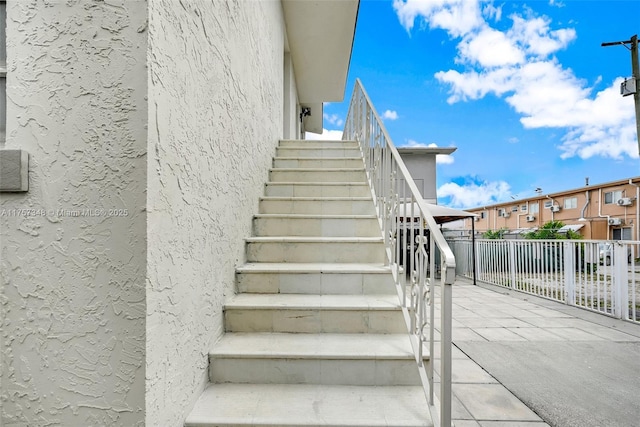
[544,200,553,209]
[511,206,518,212]
[480,211,486,219]
[613,227,632,241]
[564,197,577,209]
[529,203,539,214]
[604,190,623,204]
[520,204,527,212]
[497,208,505,216]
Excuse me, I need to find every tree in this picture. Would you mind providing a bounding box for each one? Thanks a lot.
[524,220,582,240]
[483,227,508,239]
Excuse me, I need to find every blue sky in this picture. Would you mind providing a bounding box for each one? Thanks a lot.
[309,0,640,209]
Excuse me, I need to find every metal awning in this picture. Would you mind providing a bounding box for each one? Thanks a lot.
[398,201,478,225]
[559,224,584,233]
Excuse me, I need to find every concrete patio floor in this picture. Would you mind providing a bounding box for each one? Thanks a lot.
[433,277,640,427]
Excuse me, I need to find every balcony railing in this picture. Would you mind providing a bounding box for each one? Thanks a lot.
[343,79,455,427]
[449,238,640,323]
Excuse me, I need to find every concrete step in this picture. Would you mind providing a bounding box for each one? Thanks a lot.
[185,383,433,427]
[224,294,405,333]
[253,214,380,237]
[278,139,359,149]
[236,263,395,294]
[259,197,375,215]
[276,146,362,158]
[273,157,364,168]
[245,236,386,263]
[208,333,422,386]
[270,168,367,183]
[264,181,371,197]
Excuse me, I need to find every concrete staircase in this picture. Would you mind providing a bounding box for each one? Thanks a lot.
[185,140,432,427]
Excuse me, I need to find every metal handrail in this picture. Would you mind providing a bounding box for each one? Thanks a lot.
[343,79,454,427]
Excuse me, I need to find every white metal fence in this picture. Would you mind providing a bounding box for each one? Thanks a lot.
[449,238,640,323]
[344,79,455,427]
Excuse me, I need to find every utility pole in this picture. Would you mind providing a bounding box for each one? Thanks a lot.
[602,35,640,156]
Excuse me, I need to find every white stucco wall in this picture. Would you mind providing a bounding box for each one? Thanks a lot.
[146,1,285,425]
[283,52,300,139]
[1,1,148,426]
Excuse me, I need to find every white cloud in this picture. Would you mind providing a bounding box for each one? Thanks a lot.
[396,0,637,160]
[457,27,524,67]
[483,3,502,21]
[323,113,344,127]
[393,0,484,38]
[305,129,343,141]
[382,110,399,120]
[438,179,511,208]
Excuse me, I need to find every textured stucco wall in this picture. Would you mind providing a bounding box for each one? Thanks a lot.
[146,1,285,425]
[0,1,148,426]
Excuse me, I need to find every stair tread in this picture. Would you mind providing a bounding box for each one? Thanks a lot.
[211,332,415,359]
[254,213,377,218]
[185,383,432,427]
[274,156,363,160]
[270,167,365,172]
[260,196,372,200]
[226,293,399,309]
[236,262,390,273]
[266,181,368,185]
[246,236,383,243]
[281,139,356,143]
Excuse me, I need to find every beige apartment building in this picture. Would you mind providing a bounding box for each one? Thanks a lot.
[462,177,640,241]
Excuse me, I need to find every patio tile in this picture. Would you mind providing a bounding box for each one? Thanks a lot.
[480,422,550,427]
[434,358,497,384]
[490,318,534,328]
[546,327,606,341]
[453,328,489,341]
[455,317,503,328]
[472,328,528,341]
[452,383,543,422]
[507,327,566,341]
[454,421,482,427]
[576,325,640,342]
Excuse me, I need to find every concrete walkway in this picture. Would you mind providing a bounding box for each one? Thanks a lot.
[435,278,640,427]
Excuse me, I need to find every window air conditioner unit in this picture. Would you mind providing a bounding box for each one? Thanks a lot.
[501,212,510,218]
[608,218,622,226]
[526,215,536,222]
[617,197,633,206]
[550,206,561,212]
[474,216,480,222]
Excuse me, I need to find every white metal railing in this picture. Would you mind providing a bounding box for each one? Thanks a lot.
[343,79,455,427]
[449,238,640,323]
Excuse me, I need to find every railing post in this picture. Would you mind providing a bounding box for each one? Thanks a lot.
[564,242,576,305]
[440,267,453,427]
[508,240,517,290]
[613,244,629,320]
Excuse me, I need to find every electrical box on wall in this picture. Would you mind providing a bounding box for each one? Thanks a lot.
[0,149,29,192]
[621,77,636,97]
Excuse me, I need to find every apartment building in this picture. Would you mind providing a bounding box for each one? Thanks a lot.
[462,177,640,241]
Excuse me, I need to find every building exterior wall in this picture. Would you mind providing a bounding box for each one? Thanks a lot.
[1,1,148,426]
[146,1,286,425]
[463,178,640,241]
[283,52,300,139]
